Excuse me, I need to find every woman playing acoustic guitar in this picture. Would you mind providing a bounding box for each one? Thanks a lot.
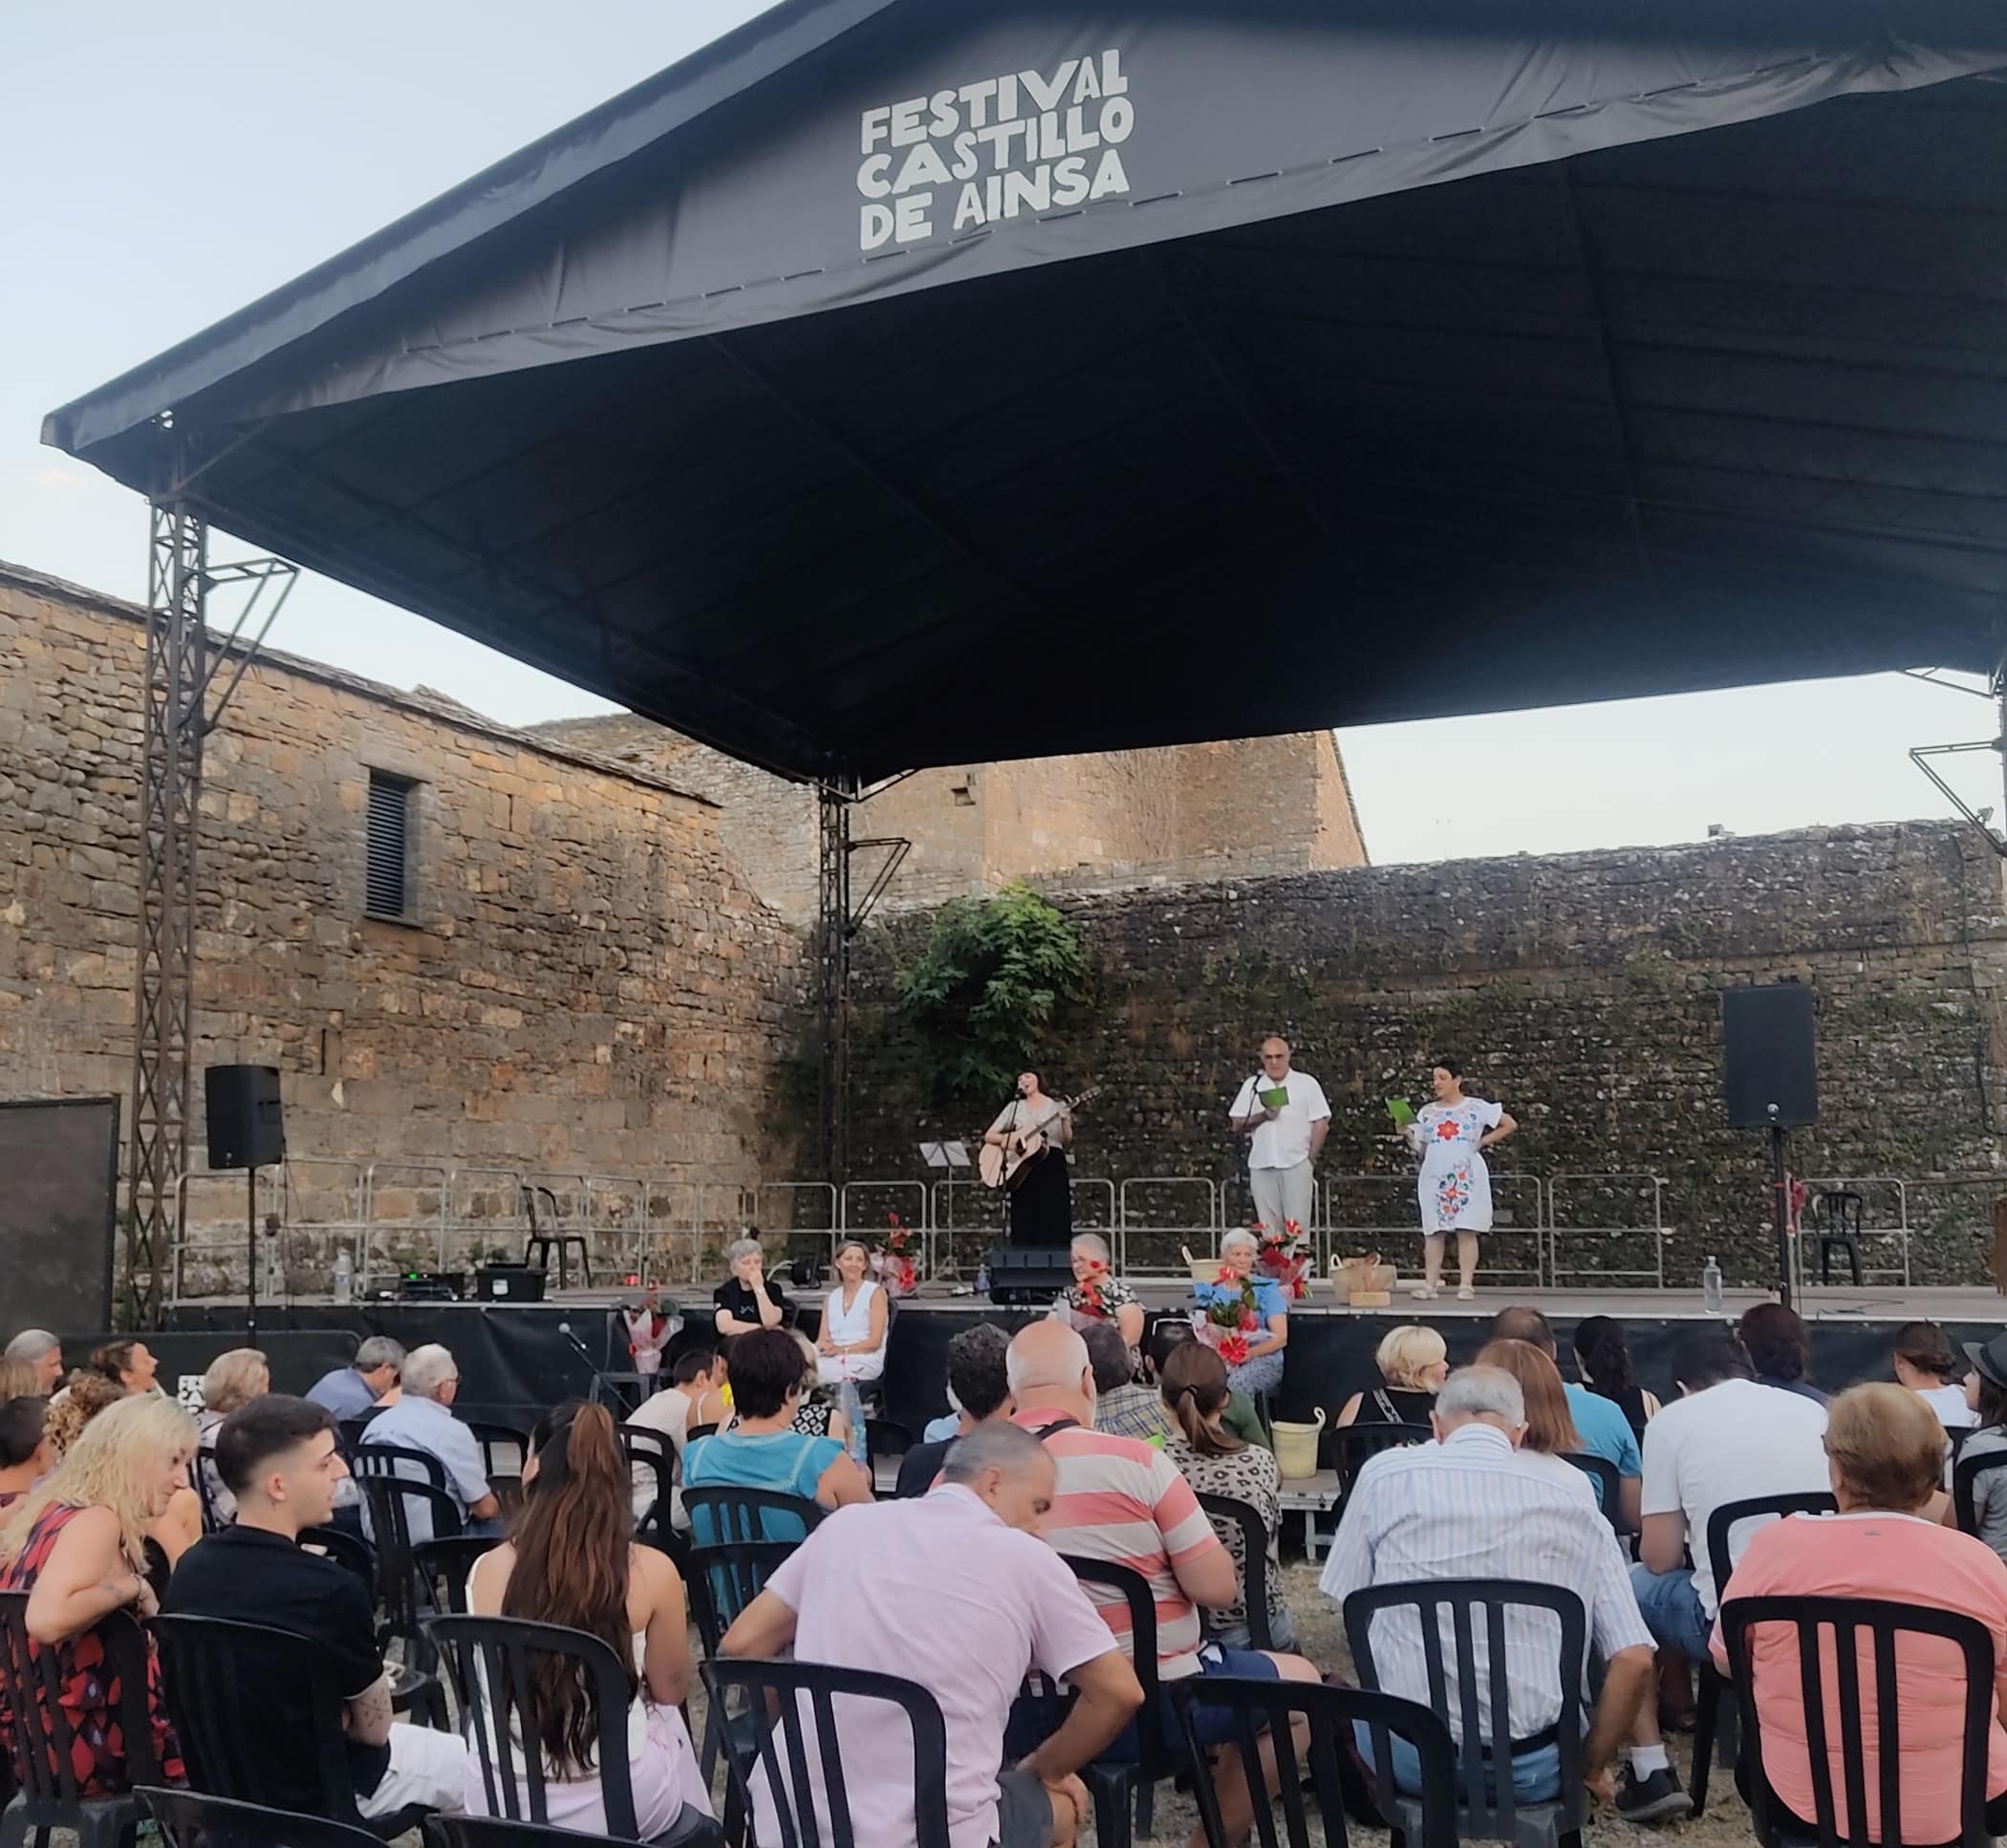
[983,1070,1074,1248]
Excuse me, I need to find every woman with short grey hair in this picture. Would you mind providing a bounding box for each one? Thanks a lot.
[195,1346,270,1527]
[714,1236,788,1337]
[1193,1228,1291,1398]
[1062,1233,1144,1353]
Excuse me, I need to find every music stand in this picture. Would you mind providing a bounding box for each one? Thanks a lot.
[919,1141,971,1283]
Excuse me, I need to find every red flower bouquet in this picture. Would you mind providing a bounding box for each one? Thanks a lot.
[1254,1218,1312,1301]
[1218,1334,1251,1367]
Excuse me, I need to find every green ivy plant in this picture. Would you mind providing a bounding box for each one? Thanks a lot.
[895,883,1094,1107]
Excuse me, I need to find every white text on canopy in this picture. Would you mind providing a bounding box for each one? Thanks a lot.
[857,50,1133,251]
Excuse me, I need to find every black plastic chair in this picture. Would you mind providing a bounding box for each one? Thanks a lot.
[301,1524,377,1594]
[1692,1490,1837,1816]
[0,1593,159,1848]
[427,1614,639,1837]
[864,1416,914,1479]
[354,1473,461,1707]
[1953,1445,2007,1536]
[1560,1452,1622,1534]
[414,1535,500,1619]
[702,1656,953,1848]
[1327,1422,1434,1519]
[1196,1492,1278,1653]
[434,1809,724,1848]
[336,1408,387,1458]
[1345,1579,1586,1848]
[150,1614,433,1838]
[1811,1190,1866,1286]
[466,1421,529,1487]
[1170,1677,1457,1848]
[682,1484,825,1546]
[523,1232,592,1288]
[618,1424,675,1540]
[352,1439,446,1493]
[685,1539,801,1660]
[1722,1594,1996,1848]
[140,1785,388,1848]
[685,1422,720,1447]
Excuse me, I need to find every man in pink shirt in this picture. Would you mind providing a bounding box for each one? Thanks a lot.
[722,1421,1141,1848]
[1004,1320,1322,1848]
[1713,1383,2007,1844]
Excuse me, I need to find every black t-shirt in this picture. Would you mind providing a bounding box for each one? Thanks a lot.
[895,1436,953,1499]
[713,1275,789,1328]
[162,1524,390,1805]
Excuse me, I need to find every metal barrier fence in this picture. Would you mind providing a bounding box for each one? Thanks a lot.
[165,1161,2007,1302]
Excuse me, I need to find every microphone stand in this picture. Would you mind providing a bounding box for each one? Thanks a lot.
[555,1317,616,1409]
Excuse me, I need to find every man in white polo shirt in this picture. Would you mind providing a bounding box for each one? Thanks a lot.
[1227,1036,1330,1234]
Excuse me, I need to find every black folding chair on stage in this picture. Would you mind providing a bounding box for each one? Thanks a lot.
[1691,1490,1836,1816]
[0,1594,159,1848]
[1722,1595,1996,1848]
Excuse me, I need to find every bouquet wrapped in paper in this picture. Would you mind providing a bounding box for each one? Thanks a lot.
[1193,1265,1265,1369]
[872,1212,918,1298]
[1254,1218,1312,1301]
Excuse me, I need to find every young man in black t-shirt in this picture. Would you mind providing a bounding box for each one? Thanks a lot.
[162,1395,466,1816]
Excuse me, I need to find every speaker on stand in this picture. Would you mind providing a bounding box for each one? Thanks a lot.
[205,1064,286,1343]
[1721,984,1817,1307]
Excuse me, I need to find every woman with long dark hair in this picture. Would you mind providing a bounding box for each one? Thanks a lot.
[464,1401,709,1837]
[1571,1315,1660,1439]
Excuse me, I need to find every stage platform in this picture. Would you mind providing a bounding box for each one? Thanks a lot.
[146,1278,2007,1433]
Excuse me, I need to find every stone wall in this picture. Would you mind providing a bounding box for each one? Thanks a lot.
[532,717,1369,923]
[0,563,809,1291]
[844,822,2007,1285]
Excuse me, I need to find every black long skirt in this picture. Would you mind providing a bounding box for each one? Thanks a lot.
[1008,1147,1073,1248]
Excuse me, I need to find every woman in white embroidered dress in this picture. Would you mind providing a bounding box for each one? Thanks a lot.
[1405,1056,1516,1302]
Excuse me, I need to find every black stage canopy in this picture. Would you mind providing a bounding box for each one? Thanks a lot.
[45,0,2007,782]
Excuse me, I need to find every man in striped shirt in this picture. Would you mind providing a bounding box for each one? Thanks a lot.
[1006,1321,1322,1848]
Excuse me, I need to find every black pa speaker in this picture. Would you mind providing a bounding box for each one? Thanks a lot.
[986,1245,1074,1305]
[204,1064,286,1169]
[1722,983,1818,1128]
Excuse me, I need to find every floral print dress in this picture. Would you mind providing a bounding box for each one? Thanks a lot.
[1414,1097,1504,1233]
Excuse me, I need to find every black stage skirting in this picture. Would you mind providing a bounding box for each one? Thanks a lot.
[145,1299,1996,1432]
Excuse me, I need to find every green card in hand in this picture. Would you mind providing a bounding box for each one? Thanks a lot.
[1386,1097,1415,1127]
[1260,1086,1290,1110]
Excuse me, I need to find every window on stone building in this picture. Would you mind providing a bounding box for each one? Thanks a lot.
[364,771,415,918]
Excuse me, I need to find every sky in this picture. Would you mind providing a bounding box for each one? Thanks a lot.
[5,4,2001,869]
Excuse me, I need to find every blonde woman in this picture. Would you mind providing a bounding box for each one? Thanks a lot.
[1334,1325,1449,1428]
[44,1369,203,1573]
[195,1347,270,1527]
[815,1240,888,1388]
[0,1394,197,1794]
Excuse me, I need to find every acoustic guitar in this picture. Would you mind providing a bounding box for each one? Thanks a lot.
[977,1086,1103,1191]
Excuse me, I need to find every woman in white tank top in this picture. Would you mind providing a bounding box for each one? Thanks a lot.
[815,1240,888,1386]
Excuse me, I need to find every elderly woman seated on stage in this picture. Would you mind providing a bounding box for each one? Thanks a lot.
[713,1236,790,1338]
[1061,1234,1145,1352]
[1334,1324,1449,1429]
[1192,1228,1290,1399]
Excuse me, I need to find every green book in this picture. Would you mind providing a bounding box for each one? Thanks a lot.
[1259,1085,1290,1110]
[1386,1097,1415,1127]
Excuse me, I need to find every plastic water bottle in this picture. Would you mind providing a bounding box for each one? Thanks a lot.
[838,1378,867,1467]
[1700,1254,1724,1315]
[333,1247,354,1305]
[976,1258,991,1300]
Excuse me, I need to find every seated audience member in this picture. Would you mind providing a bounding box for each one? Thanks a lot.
[0,1397,54,1512]
[1322,1365,1679,1820]
[714,1236,789,1337]
[3,1330,64,1395]
[1159,1340,1295,1651]
[1737,1302,1826,1407]
[896,1322,1013,1498]
[195,1346,270,1528]
[0,1394,196,1794]
[1192,1228,1289,1397]
[162,1394,466,1816]
[359,1343,500,1541]
[1894,1320,1977,1429]
[1062,1234,1146,1354]
[1633,1329,1828,1728]
[1005,1321,1321,1847]
[1572,1316,1659,1439]
[307,1336,405,1423]
[1959,1333,2007,1560]
[465,1401,709,1837]
[1715,1383,2007,1841]
[815,1239,888,1388]
[87,1339,161,1397]
[1083,1320,1164,1445]
[1335,1324,1448,1429]
[723,1423,1143,1848]
[43,1370,203,1579]
[682,1327,871,1539]
[623,1346,728,1528]
[1490,1307,1643,1528]
[1148,1320,1270,1452]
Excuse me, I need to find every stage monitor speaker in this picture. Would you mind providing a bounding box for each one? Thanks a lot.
[986,1245,1073,1306]
[204,1064,285,1169]
[1723,983,1818,1128]
[0,1096,117,1331]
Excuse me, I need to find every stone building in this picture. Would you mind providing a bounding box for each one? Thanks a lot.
[529,717,1370,923]
[0,560,806,1287]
